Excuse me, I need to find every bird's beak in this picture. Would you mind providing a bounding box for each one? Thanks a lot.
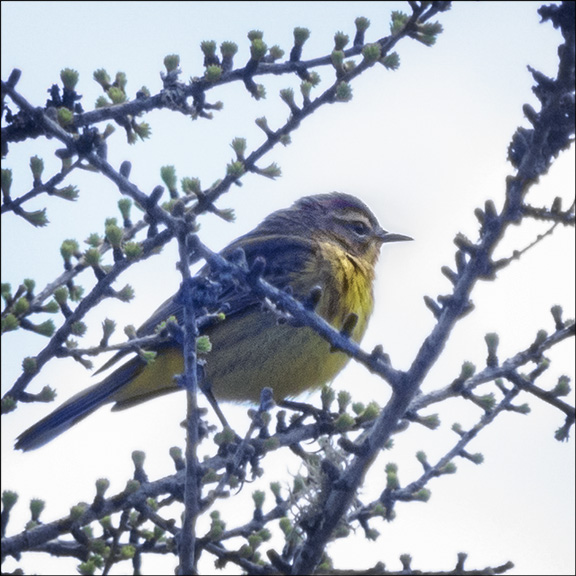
[377,228,413,244]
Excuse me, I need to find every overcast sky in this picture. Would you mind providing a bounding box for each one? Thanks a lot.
[2,2,575,575]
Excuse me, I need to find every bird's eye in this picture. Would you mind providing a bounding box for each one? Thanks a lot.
[350,220,370,236]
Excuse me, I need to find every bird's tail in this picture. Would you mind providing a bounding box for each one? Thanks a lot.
[15,358,143,451]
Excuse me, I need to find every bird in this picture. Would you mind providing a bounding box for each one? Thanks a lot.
[15,192,411,451]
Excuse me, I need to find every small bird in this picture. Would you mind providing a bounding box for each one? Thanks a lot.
[15,192,411,451]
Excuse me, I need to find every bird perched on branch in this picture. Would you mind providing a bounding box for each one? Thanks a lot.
[16,192,411,451]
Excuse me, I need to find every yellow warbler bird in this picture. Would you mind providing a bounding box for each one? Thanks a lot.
[15,192,411,451]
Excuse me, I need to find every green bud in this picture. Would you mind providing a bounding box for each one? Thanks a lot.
[390,11,409,35]
[1,168,12,197]
[124,242,142,260]
[2,490,18,510]
[293,27,310,46]
[95,95,110,108]
[300,81,313,101]
[248,533,263,550]
[69,285,84,301]
[90,539,108,555]
[362,43,381,62]
[57,107,74,127]
[60,68,79,90]
[1,283,11,301]
[352,402,365,415]
[250,38,268,61]
[36,319,56,337]
[71,321,87,337]
[196,335,212,354]
[181,177,202,195]
[331,49,345,69]
[38,386,56,402]
[105,223,123,247]
[220,41,238,57]
[460,361,478,382]
[416,451,427,465]
[413,488,431,502]
[200,40,217,57]
[60,239,80,261]
[533,329,548,348]
[2,395,17,413]
[385,463,399,489]
[550,305,563,328]
[84,232,102,248]
[117,285,135,302]
[2,313,19,333]
[551,375,571,397]
[335,82,353,102]
[84,247,101,267]
[484,332,499,350]
[231,137,247,158]
[280,87,296,107]
[440,462,457,475]
[334,413,355,432]
[22,278,35,294]
[380,52,400,70]
[163,54,180,72]
[359,401,380,422]
[337,390,351,412]
[268,45,285,61]
[160,165,177,192]
[320,386,335,411]
[258,528,272,542]
[469,452,484,465]
[133,121,151,140]
[334,31,349,50]
[226,161,245,177]
[30,156,44,182]
[124,480,140,494]
[101,318,115,340]
[452,422,464,436]
[279,517,292,535]
[253,84,266,99]
[118,198,132,221]
[270,482,282,499]
[93,68,111,88]
[213,426,236,446]
[355,17,371,32]
[14,297,30,315]
[22,357,38,374]
[114,71,127,90]
[365,528,380,540]
[30,498,45,521]
[95,478,110,497]
[204,65,222,82]
[107,86,126,104]
[247,30,263,41]
[255,116,271,133]
[259,163,282,180]
[252,490,265,508]
[476,393,496,412]
[308,71,321,86]
[70,503,87,521]
[132,450,146,468]
[22,208,48,227]
[414,21,443,47]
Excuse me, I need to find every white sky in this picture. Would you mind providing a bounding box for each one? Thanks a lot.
[1,2,575,575]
